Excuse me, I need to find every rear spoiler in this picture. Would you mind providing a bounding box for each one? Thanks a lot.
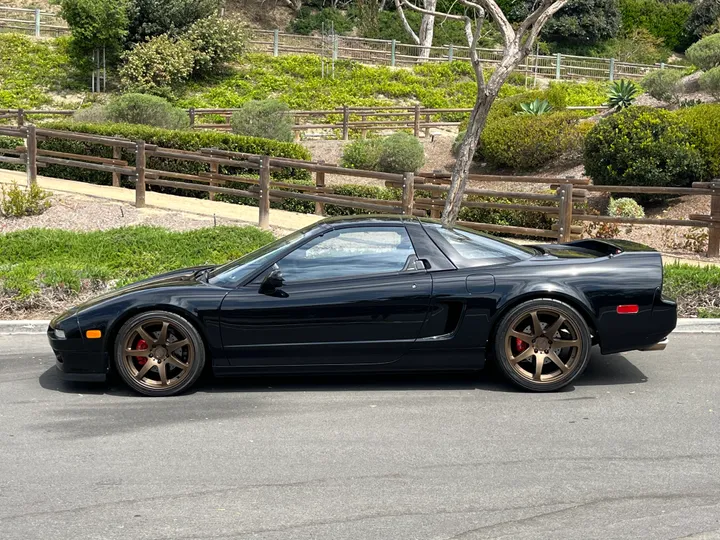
[564,239,656,256]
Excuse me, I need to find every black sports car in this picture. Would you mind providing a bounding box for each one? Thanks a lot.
[47,216,677,396]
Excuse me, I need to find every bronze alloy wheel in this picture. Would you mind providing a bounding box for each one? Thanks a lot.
[114,311,205,396]
[495,299,591,392]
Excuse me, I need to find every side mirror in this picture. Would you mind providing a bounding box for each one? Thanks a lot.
[259,265,285,295]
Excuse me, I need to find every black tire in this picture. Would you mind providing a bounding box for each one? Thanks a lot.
[494,298,591,392]
[114,310,205,397]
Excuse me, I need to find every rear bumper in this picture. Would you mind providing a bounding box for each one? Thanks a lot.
[639,337,668,351]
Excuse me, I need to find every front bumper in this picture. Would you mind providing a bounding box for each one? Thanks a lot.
[48,326,107,382]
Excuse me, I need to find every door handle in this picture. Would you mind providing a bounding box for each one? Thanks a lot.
[412,283,417,289]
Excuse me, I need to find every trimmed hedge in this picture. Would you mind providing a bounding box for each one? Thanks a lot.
[675,103,720,179]
[584,107,707,200]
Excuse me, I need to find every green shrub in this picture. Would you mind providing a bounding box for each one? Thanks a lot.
[549,81,609,107]
[119,34,195,96]
[58,0,129,67]
[590,28,669,64]
[458,195,555,233]
[0,182,52,218]
[105,93,189,129]
[376,133,425,173]
[608,197,645,218]
[479,112,585,171]
[618,0,693,50]
[675,103,720,178]
[341,138,382,170]
[5,121,312,192]
[184,16,248,76]
[230,100,294,142]
[542,0,621,45]
[685,0,720,44]
[290,7,354,36]
[487,87,568,120]
[72,104,109,123]
[641,69,684,102]
[584,107,707,198]
[686,33,720,70]
[127,0,222,43]
[699,66,720,98]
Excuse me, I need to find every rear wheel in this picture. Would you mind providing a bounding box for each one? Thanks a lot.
[494,299,591,392]
[114,311,205,397]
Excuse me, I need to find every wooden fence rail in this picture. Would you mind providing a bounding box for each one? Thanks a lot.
[1,124,718,256]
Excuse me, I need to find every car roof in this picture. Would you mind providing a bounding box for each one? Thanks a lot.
[313,214,422,231]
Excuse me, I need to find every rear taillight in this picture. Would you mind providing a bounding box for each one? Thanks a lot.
[617,305,639,314]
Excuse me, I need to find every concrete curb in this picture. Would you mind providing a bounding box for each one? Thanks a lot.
[1,318,719,335]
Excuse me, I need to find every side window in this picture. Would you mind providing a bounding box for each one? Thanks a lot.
[276,226,417,283]
[428,224,533,267]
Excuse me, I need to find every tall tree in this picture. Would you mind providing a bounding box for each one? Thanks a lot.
[395,0,438,60]
[399,0,569,227]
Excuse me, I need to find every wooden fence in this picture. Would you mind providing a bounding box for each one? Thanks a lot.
[0,6,68,37]
[1,124,718,256]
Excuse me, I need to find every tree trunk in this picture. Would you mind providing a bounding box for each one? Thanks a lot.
[418,0,436,60]
[441,59,520,227]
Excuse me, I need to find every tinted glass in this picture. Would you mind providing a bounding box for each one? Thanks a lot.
[425,223,534,267]
[277,226,416,283]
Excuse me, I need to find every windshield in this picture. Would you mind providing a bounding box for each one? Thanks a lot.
[208,226,313,287]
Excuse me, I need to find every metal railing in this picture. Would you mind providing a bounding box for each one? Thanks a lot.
[249,29,685,82]
[0,6,68,37]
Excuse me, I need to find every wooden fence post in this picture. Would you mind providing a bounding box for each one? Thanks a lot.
[315,161,326,215]
[111,146,121,187]
[259,156,271,229]
[209,160,218,201]
[424,113,431,138]
[401,172,415,215]
[17,109,24,127]
[342,106,350,140]
[413,104,420,137]
[188,108,195,127]
[709,184,720,257]
[556,183,573,242]
[135,140,146,208]
[25,124,37,187]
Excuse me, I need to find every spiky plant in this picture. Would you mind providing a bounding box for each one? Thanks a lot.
[517,98,553,116]
[608,80,639,110]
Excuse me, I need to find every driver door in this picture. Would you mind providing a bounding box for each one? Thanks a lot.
[219,225,433,367]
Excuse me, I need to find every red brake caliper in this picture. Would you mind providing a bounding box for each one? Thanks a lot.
[515,337,529,353]
[136,339,149,365]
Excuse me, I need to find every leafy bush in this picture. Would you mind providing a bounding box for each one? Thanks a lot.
[58,0,130,67]
[618,0,693,50]
[72,104,109,124]
[458,195,555,233]
[685,0,720,44]
[290,7,354,35]
[0,182,52,218]
[590,28,669,64]
[686,33,720,70]
[119,34,195,96]
[542,0,621,45]
[479,112,585,171]
[341,138,382,170]
[584,107,707,198]
[376,133,425,173]
[3,121,312,190]
[607,80,639,109]
[127,0,222,43]
[549,81,610,106]
[608,197,645,218]
[230,100,294,142]
[184,16,248,76]
[675,103,720,178]
[699,66,720,98]
[641,69,684,102]
[104,93,189,129]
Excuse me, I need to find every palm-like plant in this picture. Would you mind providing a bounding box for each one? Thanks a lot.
[518,98,553,116]
[608,80,639,110]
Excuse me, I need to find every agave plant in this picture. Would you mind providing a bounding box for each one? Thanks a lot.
[607,80,639,110]
[517,98,553,116]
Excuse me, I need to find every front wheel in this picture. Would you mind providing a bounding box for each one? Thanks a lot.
[114,311,205,397]
[494,299,591,392]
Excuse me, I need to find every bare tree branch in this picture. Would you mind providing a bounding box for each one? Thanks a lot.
[395,0,421,44]
[458,0,515,48]
[520,0,569,54]
[399,0,466,21]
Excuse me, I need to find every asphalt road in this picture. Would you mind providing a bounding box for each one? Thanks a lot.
[0,333,719,540]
